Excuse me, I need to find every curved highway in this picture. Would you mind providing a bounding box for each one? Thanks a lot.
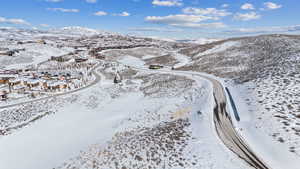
[132,66,271,169]
[206,75,271,169]
[0,54,271,169]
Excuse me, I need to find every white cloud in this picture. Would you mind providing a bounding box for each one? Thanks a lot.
[94,11,107,16]
[263,2,282,10]
[146,7,230,29]
[145,15,217,24]
[222,4,229,8]
[113,12,130,17]
[0,16,30,25]
[241,3,255,10]
[225,25,300,35]
[86,0,97,3]
[182,7,231,17]
[145,14,225,29]
[121,12,130,16]
[152,0,183,7]
[170,22,226,28]
[47,8,79,13]
[234,12,261,21]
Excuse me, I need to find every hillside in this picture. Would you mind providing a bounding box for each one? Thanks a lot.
[179,34,300,157]
[0,26,299,169]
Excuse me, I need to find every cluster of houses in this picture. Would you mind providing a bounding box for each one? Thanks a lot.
[0,68,86,101]
[7,76,69,91]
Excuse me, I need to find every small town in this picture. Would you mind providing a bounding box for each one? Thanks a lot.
[0,51,97,102]
[0,34,156,104]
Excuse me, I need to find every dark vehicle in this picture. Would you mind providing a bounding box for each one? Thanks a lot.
[149,65,164,70]
[75,58,88,63]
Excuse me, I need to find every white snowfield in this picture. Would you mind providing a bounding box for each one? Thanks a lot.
[119,55,145,67]
[196,41,240,58]
[14,52,300,169]
[0,28,299,169]
[0,53,296,169]
[169,51,192,69]
[182,38,222,45]
[0,55,249,169]
[228,85,300,169]
[111,55,300,169]
[6,45,73,70]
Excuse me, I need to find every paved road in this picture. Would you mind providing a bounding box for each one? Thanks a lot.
[207,76,270,169]
[131,66,271,169]
[1,56,271,169]
[0,63,102,110]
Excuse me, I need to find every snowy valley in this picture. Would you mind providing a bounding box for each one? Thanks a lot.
[0,27,299,169]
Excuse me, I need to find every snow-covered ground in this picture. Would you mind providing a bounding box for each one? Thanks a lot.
[0,27,299,169]
[0,42,74,69]
[119,55,145,67]
[53,59,252,169]
[172,51,191,68]
[178,34,300,168]
[0,53,251,169]
[195,41,240,58]
[227,82,300,169]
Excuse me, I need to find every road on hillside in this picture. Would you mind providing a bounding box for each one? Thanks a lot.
[0,55,271,169]
[132,66,271,169]
[206,76,270,169]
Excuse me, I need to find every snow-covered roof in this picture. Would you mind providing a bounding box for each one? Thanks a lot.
[0,74,17,78]
[13,85,25,90]
[47,81,66,87]
[9,78,22,83]
[26,79,40,84]
[39,79,46,83]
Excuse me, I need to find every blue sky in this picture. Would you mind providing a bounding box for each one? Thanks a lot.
[0,0,299,38]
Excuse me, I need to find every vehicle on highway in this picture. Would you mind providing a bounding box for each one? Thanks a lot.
[149,65,164,70]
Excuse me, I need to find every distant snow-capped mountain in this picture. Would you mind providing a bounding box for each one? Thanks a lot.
[145,36,177,42]
[144,36,222,44]
[0,27,47,40]
[0,26,115,40]
[176,38,222,44]
[50,26,113,36]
